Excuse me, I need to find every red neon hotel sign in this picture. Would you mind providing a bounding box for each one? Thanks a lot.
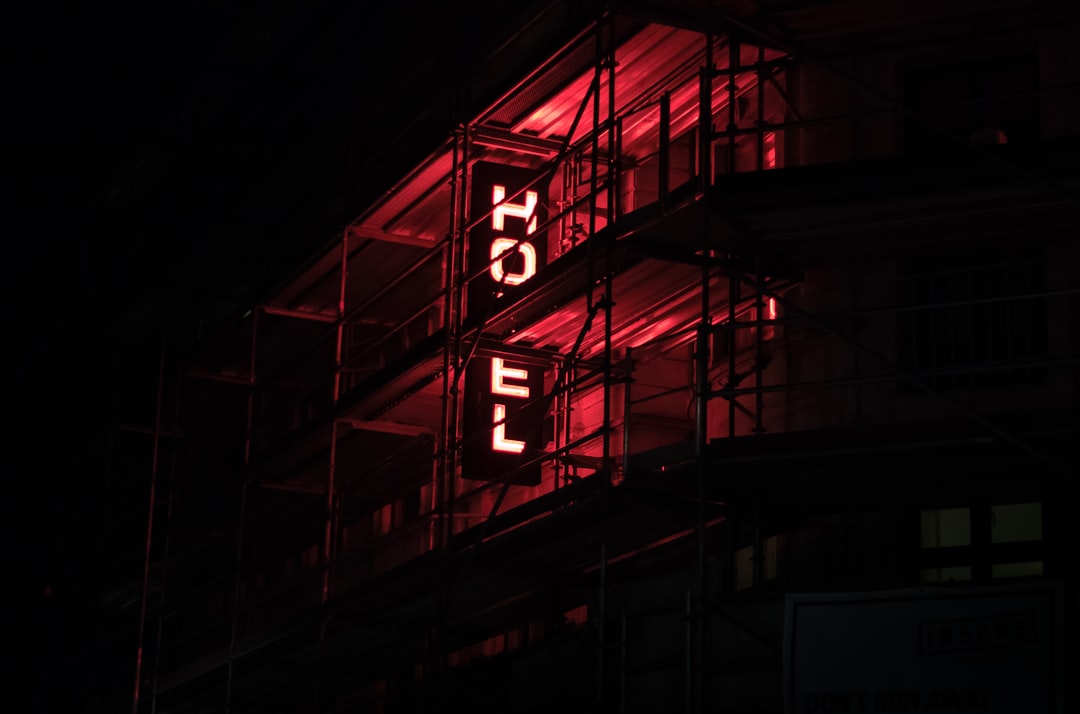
[462,345,547,485]
[467,161,547,318]
[461,162,550,484]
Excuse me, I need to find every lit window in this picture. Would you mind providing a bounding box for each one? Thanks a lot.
[921,566,973,584]
[920,507,971,548]
[734,544,755,591]
[991,561,1044,579]
[991,502,1042,543]
[734,535,779,591]
[919,502,1045,584]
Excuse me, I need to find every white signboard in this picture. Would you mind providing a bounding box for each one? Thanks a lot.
[785,583,1062,714]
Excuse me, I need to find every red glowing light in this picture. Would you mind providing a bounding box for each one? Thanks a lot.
[463,349,546,483]
[489,185,539,285]
[491,357,531,398]
[492,185,538,234]
[490,238,538,285]
[764,131,777,169]
[768,297,777,321]
[492,403,526,453]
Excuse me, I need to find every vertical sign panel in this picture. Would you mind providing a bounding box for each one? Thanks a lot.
[462,347,548,485]
[467,161,547,321]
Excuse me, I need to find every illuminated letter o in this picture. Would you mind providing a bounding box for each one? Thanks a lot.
[490,238,537,286]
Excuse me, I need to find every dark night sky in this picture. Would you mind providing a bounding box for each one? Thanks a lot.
[6,4,253,702]
[5,3,412,350]
[5,1,567,365]
[5,0,479,417]
[6,2,584,708]
[4,2,451,704]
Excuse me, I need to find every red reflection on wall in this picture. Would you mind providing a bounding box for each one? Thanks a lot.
[763,296,778,341]
[764,131,777,169]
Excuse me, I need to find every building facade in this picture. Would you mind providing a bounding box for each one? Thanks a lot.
[113,2,1077,712]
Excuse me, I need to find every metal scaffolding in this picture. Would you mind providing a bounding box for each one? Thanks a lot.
[121,3,1080,713]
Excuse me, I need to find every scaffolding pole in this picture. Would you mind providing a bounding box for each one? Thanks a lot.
[450,124,470,509]
[437,120,471,707]
[439,127,463,552]
[312,231,350,709]
[322,234,349,602]
[146,359,182,714]
[132,336,166,714]
[692,29,716,714]
[593,7,610,708]
[225,308,258,713]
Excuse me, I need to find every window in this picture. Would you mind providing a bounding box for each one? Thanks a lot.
[372,488,424,538]
[991,502,1042,543]
[906,54,1040,151]
[921,566,973,583]
[373,502,393,537]
[897,250,1047,390]
[919,502,1043,584]
[920,507,973,582]
[734,534,779,591]
[920,507,971,548]
[711,297,781,368]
